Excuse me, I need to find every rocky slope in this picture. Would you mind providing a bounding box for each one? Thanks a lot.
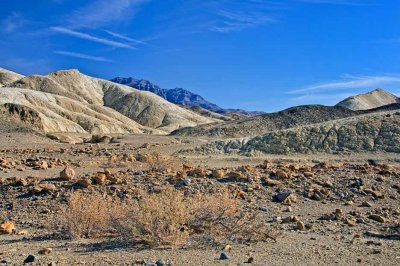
[179,105,233,121]
[185,111,400,155]
[172,105,362,138]
[0,68,24,87]
[336,89,399,110]
[0,69,217,134]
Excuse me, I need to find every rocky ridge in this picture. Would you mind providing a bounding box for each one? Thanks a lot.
[183,111,400,155]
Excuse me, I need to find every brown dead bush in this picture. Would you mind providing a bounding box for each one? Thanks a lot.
[188,190,273,244]
[113,186,190,247]
[136,152,180,173]
[59,187,275,246]
[59,192,122,239]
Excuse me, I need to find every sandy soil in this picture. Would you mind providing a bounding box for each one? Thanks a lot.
[1,131,400,266]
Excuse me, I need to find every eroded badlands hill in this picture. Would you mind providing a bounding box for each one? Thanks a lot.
[172,105,361,138]
[0,68,24,87]
[0,69,217,134]
[336,89,399,111]
[186,110,400,155]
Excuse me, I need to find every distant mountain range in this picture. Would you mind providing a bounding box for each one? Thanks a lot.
[110,77,264,116]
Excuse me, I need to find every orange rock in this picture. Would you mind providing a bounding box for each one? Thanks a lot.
[303,172,314,178]
[263,177,282,186]
[235,190,246,199]
[263,160,272,169]
[0,221,15,234]
[104,169,112,179]
[76,178,91,188]
[289,164,300,171]
[213,169,225,178]
[276,170,290,179]
[93,172,107,185]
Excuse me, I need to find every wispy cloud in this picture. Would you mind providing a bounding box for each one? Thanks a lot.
[289,74,400,94]
[51,27,135,49]
[66,0,148,29]
[199,0,284,33]
[54,50,113,62]
[212,9,278,33]
[289,92,354,102]
[104,30,146,45]
[0,12,27,33]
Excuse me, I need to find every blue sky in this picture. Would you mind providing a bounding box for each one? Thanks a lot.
[1,0,400,112]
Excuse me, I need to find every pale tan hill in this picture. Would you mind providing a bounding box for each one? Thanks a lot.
[0,87,154,134]
[178,105,234,121]
[0,68,24,86]
[1,68,217,134]
[336,88,399,110]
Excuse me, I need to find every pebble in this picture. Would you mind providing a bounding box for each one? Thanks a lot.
[39,248,52,255]
[0,258,12,264]
[247,257,254,263]
[296,220,306,230]
[361,201,372,207]
[369,214,385,223]
[23,255,37,264]
[155,259,166,266]
[219,252,230,260]
[223,244,232,252]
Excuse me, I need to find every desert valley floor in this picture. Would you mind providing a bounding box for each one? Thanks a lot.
[0,126,399,266]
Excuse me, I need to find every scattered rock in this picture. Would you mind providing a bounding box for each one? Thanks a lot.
[38,248,52,255]
[223,244,232,252]
[39,161,48,170]
[213,169,225,178]
[274,191,297,205]
[296,220,306,230]
[369,214,385,223]
[60,166,75,181]
[346,218,356,227]
[76,178,91,188]
[155,259,166,266]
[303,172,314,178]
[219,252,230,260]
[276,170,290,179]
[0,258,12,264]
[93,172,107,185]
[361,201,373,207]
[23,255,37,264]
[263,178,282,186]
[247,257,254,263]
[39,183,57,193]
[0,221,15,234]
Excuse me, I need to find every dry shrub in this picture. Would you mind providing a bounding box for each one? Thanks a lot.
[59,192,122,239]
[136,152,180,173]
[116,187,274,246]
[188,190,272,244]
[114,186,190,247]
[59,187,275,246]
